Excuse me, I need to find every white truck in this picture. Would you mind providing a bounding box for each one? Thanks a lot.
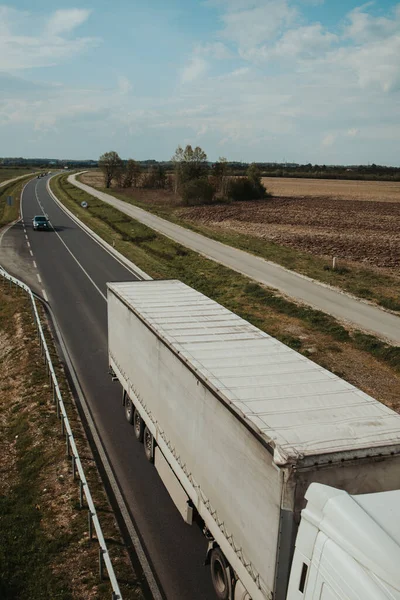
[107,279,400,600]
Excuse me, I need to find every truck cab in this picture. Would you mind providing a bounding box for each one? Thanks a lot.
[287,484,400,600]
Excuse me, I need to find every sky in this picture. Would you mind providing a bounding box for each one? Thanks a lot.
[0,0,400,164]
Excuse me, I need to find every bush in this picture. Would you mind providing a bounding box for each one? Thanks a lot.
[181,178,215,205]
[226,177,267,202]
[141,165,166,189]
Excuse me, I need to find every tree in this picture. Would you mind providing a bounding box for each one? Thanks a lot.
[246,163,267,198]
[99,151,123,188]
[211,157,229,196]
[181,178,215,205]
[123,159,141,188]
[226,164,268,202]
[115,163,125,187]
[142,164,167,189]
[172,145,208,193]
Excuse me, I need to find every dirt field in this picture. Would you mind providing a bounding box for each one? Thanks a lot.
[182,196,400,270]
[261,177,400,202]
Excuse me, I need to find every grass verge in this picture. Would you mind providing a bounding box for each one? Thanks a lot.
[0,168,38,185]
[0,281,144,599]
[51,175,400,386]
[0,175,36,226]
[81,177,400,314]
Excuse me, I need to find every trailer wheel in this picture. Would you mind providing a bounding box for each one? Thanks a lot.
[133,409,144,442]
[143,427,154,462]
[125,396,134,424]
[210,547,231,600]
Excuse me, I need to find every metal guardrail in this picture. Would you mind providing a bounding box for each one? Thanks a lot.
[0,264,123,600]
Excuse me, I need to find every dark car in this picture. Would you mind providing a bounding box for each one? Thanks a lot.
[32,215,50,231]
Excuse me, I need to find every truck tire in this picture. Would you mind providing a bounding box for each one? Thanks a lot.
[125,396,134,424]
[133,409,144,442]
[143,426,154,462]
[210,547,231,600]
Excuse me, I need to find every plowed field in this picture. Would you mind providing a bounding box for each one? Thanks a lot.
[181,196,400,270]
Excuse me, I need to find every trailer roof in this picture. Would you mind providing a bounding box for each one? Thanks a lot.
[108,280,400,465]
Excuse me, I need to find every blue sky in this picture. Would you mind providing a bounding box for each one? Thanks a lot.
[1,0,399,164]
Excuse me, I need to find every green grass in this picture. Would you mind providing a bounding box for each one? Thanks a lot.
[90,180,400,314]
[0,168,37,184]
[0,175,36,226]
[51,174,400,373]
[0,422,74,599]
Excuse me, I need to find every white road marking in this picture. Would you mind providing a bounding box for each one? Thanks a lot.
[29,250,33,257]
[42,289,48,302]
[46,178,147,281]
[33,261,37,268]
[37,273,42,283]
[34,181,107,302]
[35,177,162,599]
[27,241,31,248]
[24,234,28,240]
[49,219,107,301]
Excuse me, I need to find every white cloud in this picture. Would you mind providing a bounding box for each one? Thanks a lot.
[269,23,337,59]
[117,76,133,95]
[322,133,336,147]
[181,56,207,83]
[194,41,232,59]
[46,9,91,36]
[344,4,399,43]
[0,6,98,71]
[333,3,400,92]
[300,0,325,5]
[217,0,297,52]
[34,115,57,132]
[330,33,400,93]
[347,128,359,137]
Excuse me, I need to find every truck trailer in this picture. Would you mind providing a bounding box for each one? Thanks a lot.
[107,279,400,600]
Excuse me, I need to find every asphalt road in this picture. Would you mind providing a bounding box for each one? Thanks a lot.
[70,174,400,345]
[3,176,215,600]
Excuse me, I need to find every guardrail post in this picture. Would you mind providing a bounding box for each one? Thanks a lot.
[72,455,76,479]
[88,511,93,540]
[56,396,60,418]
[61,416,65,434]
[66,433,70,457]
[79,480,84,508]
[99,548,104,581]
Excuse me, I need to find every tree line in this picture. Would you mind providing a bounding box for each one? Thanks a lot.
[98,146,268,205]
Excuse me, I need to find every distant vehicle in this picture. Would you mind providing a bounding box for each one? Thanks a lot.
[32,215,50,231]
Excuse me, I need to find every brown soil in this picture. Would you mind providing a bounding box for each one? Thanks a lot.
[261,176,400,202]
[181,197,400,270]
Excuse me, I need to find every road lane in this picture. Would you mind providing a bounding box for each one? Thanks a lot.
[18,176,216,600]
[69,174,400,345]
